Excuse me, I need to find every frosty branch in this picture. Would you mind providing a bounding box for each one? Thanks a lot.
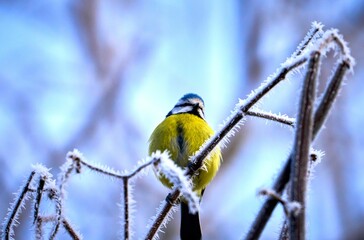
[1,149,197,240]
[244,23,354,240]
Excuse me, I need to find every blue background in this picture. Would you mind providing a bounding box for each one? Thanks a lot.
[1,0,363,239]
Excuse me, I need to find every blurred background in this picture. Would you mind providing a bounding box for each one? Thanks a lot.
[1,0,363,239]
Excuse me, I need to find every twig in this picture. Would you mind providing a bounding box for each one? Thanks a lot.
[313,61,351,136]
[246,109,295,127]
[49,188,62,240]
[65,149,162,240]
[289,51,320,239]
[33,177,46,224]
[258,189,302,218]
[3,171,36,240]
[62,218,82,240]
[279,220,289,240]
[35,217,44,240]
[123,177,130,240]
[145,190,181,240]
[293,21,323,57]
[68,149,159,180]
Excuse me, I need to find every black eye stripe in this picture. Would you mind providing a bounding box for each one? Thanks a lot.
[174,103,194,108]
[175,103,204,112]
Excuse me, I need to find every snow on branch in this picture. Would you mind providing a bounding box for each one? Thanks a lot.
[2,171,36,240]
[152,151,199,214]
[245,22,354,240]
[1,149,200,240]
[246,108,295,127]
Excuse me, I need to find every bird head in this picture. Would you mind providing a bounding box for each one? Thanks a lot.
[166,93,205,119]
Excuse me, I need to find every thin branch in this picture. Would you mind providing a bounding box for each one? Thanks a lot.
[258,189,286,207]
[258,189,302,218]
[293,21,323,57]
[127,158,160,179]
[33,215,81,240]
[123,177,129,240]
[279,220,289,240]
[145,190,181,240]
[3,171,36,240]
[33,177,46,224]
[49,188,62,240]
[246,109,295,127]
[313,61,351,136]
[62,218,82,240]
[35,217,43,240]
[67,149,159,180]
[289,51,320,240]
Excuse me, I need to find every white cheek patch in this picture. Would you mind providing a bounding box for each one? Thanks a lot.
[172,106,193,114]
[197,109,205,119]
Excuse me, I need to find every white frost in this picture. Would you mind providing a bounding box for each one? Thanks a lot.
[152,150,199,214]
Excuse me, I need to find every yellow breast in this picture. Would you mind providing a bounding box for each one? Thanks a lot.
[149,114,221,196]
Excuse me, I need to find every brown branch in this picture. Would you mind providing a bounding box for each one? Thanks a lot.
[246,109,295,127]
[123,177,129,240]
[33,177,46,224]
[3,171,36,240]
[145,190,181,240]
[62,218,82,240]
[289,51,320,239]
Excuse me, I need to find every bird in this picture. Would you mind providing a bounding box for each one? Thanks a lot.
[149,93,221,240]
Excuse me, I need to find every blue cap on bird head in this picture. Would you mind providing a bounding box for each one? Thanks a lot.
[179,93,204,105]
[166,93,206,119]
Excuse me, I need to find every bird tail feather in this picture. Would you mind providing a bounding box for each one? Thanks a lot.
[180,201,202,240]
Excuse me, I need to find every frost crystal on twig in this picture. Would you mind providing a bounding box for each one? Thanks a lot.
[2,171,36,240]
[146,200,179,240]
[153,150,199,214]
[247,108,295,127]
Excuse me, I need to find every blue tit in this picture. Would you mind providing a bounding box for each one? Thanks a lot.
[149,93,221,240]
